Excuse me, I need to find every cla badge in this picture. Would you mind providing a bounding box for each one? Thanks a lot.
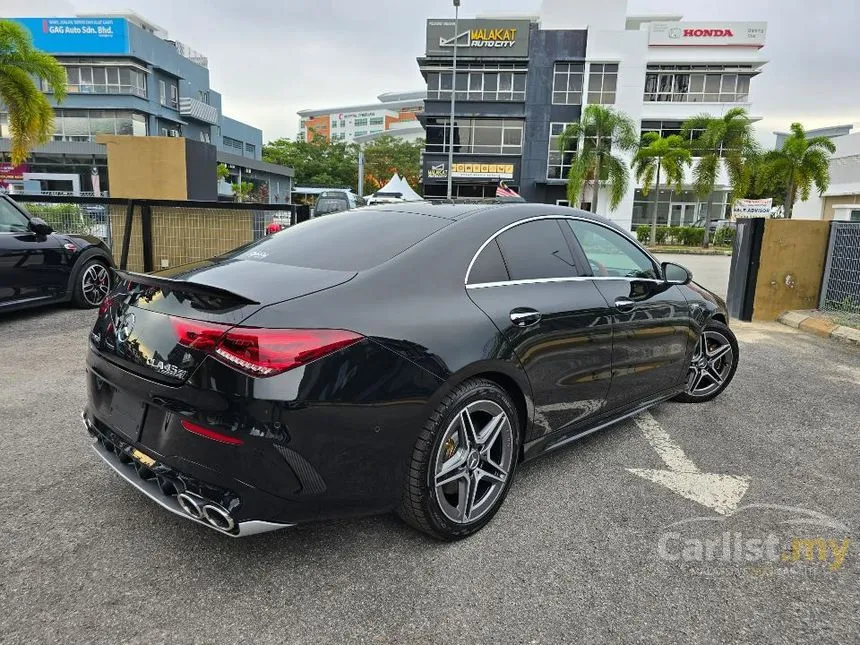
[146,358,188,380]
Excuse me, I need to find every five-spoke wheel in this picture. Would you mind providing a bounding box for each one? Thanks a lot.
[674,320,739,403]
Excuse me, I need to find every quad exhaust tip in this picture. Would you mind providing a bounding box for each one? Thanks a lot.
[177,492,236,532]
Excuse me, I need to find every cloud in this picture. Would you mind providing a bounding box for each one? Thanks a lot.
[3,0,858,147]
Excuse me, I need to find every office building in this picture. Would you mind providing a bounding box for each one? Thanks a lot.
[418,0,768,230]
[298,91,425,143]
[0,13,292,201]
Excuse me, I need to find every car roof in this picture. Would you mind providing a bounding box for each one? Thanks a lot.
[355,201,626,232]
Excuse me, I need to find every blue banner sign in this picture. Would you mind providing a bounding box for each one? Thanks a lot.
[14,18,130,55]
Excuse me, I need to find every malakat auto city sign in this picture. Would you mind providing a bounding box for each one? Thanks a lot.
[649,22,767,48]
[426,19,531,58]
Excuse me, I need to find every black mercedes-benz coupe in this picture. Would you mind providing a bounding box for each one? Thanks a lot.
[84,202,738,539]
[0,194,114,312]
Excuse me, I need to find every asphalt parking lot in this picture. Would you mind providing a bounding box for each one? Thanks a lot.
[1,303,857,644]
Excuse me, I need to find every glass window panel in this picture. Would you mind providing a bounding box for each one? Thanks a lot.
[455,72,468,91]
[132,113,147,136]
[737,76,751,94]
[90,113,115,134]
[503,128,522,145]
[721,74,737,92]
[588,92,601,104]
[513,74,526,92]
[705,75,720,92]
[92,67,106,84]
[66,67,79,84]
[605,64,619,73]
[553,91,566,104]
[603,92,616,104]
[499,73,513,91]
[116,113,133,135]
[497,220,578,281]
[63,112,89,136]
[690,74,704,92]
[555,63,569,74]
[427,72,439,91]
[644,74,658,94]
[568,220,658,279]
[440,72,452,90]
[484,73,498,92]
[80,67,93,84]
[568,74,582,92]
[469,72,482,91]
[553,73,565,92]
[603,74,617,92]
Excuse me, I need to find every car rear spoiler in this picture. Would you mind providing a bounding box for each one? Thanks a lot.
[113,269,260,306]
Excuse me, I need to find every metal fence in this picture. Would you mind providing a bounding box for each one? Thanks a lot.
[12,194,304,273]
[820,222,860,314]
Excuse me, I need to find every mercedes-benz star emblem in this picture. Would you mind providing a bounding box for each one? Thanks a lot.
[116,312,136,344]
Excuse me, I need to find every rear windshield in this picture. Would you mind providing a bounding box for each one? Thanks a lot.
[224,209,449,271]
[315,197,349,215]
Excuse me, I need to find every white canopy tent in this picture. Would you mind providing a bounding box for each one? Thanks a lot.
[367,173,424,203]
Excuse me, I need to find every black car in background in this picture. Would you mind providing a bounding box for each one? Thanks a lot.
[0,194,114,312]
[84,202,738,540]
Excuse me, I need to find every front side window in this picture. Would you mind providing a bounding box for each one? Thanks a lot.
[496,220,578,281]
[567,220,658,279]
[0,199,30,233]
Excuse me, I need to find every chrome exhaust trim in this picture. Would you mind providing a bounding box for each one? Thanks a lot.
[89,436,294,537]
[202,504,236,532]
[177,492,204,520]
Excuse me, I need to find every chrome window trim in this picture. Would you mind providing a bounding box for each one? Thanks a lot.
[464,214,662,286]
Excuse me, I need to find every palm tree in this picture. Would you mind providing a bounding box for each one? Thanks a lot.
[0,20,67,164]
[755,122,836,219]
[633,133,692,246]
[682,107,757,247]
[558,105,638,214]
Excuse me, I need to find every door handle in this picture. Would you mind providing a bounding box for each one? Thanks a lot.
[510,308,542,327]
[614,298,637,312]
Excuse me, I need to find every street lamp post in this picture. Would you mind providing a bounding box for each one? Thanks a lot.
[446,0,461,201]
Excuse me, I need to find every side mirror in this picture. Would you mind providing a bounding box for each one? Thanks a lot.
[662,261,692,285]
[28,217,53,236]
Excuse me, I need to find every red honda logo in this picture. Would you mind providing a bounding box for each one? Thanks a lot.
[683,28,735,37]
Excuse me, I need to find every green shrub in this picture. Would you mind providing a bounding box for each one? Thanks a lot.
[636,225,650,244]
[713,226,736,247]
[674,226,703,246]
[655,226,670,245]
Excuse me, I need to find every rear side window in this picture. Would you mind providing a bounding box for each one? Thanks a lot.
[495,219,578,281]
[468,239,508,285]
[225,209,448,271]
[315,197,348,215]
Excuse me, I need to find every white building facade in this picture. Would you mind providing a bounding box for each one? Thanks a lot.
[540,0,767,230]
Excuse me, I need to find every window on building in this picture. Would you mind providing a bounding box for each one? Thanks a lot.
[425,67,527,102]
[644,65,755,103]
[46,109,148,141]
[50,64,147,97]
[200,131,211,143]
[223,136,244,151]
[850,210,860,222]
[587,63,618,105]
[369,117,384,126]
[640,120,716,153]
[354,118,368,127]
[425,118,524,155]
[552,62,585,105]
[0,112,10,138]
[547,122,578,180]
[199,90,210,104]
[159,80,166,105]
[170,83,179,109]
[245,142,256,156]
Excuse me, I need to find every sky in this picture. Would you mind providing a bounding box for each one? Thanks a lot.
[3,0,859,146]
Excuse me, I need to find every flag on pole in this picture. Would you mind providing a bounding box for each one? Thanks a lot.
[496,181,523,200]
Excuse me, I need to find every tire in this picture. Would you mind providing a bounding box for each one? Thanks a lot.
[398,378,521,540]
[672,319,739,403]
[72,258,111,308]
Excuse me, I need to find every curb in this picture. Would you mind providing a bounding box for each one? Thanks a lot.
[776,311,860,347]
[647,248,733,256]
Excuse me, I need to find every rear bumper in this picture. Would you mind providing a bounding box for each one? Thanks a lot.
[83,412,293,537]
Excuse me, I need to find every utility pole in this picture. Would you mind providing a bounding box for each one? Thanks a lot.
[446,0,461,201]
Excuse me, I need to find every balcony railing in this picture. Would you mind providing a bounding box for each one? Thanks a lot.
[179,97,219,125]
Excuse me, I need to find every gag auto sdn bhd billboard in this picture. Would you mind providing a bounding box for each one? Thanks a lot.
[426,19,531,58]
[14,17,130,55]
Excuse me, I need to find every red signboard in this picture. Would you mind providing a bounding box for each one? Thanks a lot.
[0,163,28,186]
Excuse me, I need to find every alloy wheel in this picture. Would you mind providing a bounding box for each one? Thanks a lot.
[82,263,110,306]
[685,329,734,397]
[433,399,514,524]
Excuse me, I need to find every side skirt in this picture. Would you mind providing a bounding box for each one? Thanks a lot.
[522,387,683,461]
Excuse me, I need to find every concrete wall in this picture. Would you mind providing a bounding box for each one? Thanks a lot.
[752,220,830,321]
[98,135,188,199]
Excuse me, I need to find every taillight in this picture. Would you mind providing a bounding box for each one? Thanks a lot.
[170,317,362,377]
[180,419,244,445]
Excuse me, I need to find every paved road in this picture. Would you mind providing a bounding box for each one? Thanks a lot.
[656,253,731,300]
[1,307,857,644]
